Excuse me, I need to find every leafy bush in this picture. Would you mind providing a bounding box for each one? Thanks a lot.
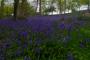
[78,12,90,21]
[0,5,13,18]
[17,2,36,19]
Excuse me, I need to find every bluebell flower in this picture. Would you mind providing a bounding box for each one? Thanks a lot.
[79,42,86,48]
[64,36,71,41]
[63,36,71,47]
[72,16,78,21]
[34,47,41,55]
[78,33,83,38]
[64,16,68,20]
[67,52,74,60]
[24,56,31,60]
[45,31,52,38]
[0,55,4,60]
[15,49,22,57]
[29,38,33,45]
[22,43,28,49]
[85,38,90,42]
[3,42,11,48]
[0,52,4,58]
[0,46,5,56]
[78,21,84,26]
[16,39,22,46]
[58,22,65,30]
[66,24,73,31]
[35,38,42,46]
[19,31,28,38]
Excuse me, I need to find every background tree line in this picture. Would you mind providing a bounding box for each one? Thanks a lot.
[0,0,90,19]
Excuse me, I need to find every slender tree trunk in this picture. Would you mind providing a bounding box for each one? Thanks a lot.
[13,0,19,20]
[21,0,29,18]
[0,0,4,18]
[1,0,4,11]
[64,0,66,14]
[71,0,73,13]
[59,0,62,14]
[77,0,80,11]
[39,0,42,15]
[88,0,90,12]
[21,0,27,4]
[36,0,39,13]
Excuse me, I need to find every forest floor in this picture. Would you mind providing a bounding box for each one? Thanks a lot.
[0,14,90,60]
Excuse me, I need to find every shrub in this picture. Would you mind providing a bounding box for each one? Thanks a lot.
[17,2,36,19]
[0,5,13,18]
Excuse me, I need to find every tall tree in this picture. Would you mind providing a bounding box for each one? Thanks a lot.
[88,0,90,12]
[0,0,4,18]
[17,0,34,19]
[59,0,62,13]
[57,0,65,14]
[13,0,19,20]
[20,0,30,18]
[64,0,66,14]
[80,0,90,12]
[36,0,41,14]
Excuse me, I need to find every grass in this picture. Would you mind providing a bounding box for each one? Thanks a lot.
[0,16,90,60]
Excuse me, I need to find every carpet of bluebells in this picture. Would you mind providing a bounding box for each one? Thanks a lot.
[0,15,90,60]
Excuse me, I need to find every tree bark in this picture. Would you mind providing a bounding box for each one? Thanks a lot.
[88,0,90,12]
[0,0,4,18]
[39,0,42,15]
[13,0,19,20]
[64,0,66,14]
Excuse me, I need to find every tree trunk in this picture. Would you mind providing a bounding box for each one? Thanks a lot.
[88,0,90,12]
[20,0,29,18]
[36,0,39,13]
[59,0,62,14]
[0,0,4,18]
[64,0,66,14]
[39,0,42,15]
[13,0,19,20]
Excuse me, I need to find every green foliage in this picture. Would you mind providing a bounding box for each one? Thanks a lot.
[0,5,13,18]
[80,0,89,5]
[78,13,90,21]
[17,2,36,19]
[43,6,56,15]
[3,6,13,16]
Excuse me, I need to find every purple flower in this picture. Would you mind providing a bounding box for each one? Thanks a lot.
[34,47,41,55]
[15,49,22,56]
[67,52,74,60]
[0,46,5,56]
[66,24,72,31]
[78,33,83,38]
[29,39,33,45]
[67,35,71,39]
[35,38,42,46]
[79,21,84,26]
[24,56,31,60]
[45,30,52,37]
[22,43,28,49]
[58,22,65,29]
[85,38,90,42]
[19,31,28,38]
[3,42,11,48]
[0,51,4,58]
[79,42,86,48]
[63,36,71,47]
[16,39,22,46]
[72,16,78,21]
[0,56,4,60]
